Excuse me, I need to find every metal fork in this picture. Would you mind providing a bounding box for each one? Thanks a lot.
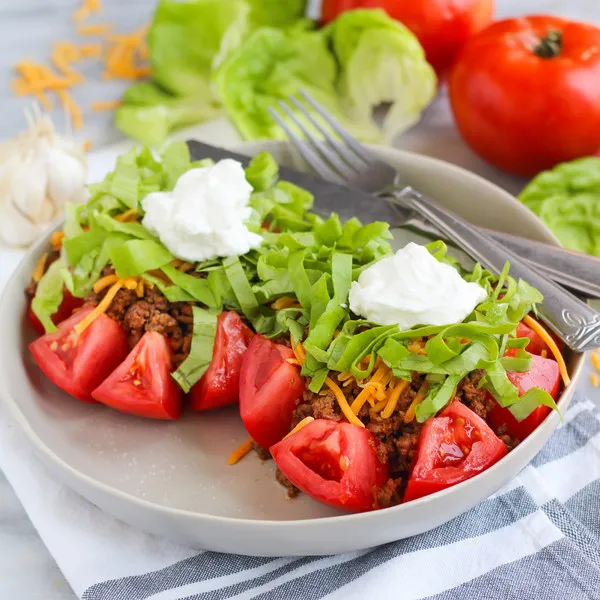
[268,91,600,353]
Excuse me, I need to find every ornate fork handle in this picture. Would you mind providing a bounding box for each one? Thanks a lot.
[388,186,600,353]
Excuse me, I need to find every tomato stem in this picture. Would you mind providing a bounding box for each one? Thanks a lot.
[534,30,563,58]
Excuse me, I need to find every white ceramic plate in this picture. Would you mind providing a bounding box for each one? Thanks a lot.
[0,141,584,556]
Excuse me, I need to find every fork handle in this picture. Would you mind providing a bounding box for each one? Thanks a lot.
[390,187,600,353]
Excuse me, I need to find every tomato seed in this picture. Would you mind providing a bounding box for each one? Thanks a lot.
[50,342,58,351]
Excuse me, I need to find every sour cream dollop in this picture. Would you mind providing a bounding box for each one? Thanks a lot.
[348,242,487,329]
[141,159,262,262]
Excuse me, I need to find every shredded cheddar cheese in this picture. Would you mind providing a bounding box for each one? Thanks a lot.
[77,23,111,36]
[113,208,138,222]
[271,296,301,310]
[93,274,120,293]
[590,372,600,387]
[31,252,48,283]
[135,278,144,298]
[74,279,123,334]
[57,89,83,130]
[50,231,65,251]
[292,341,306,365]
[591,350,600,374]
[122,277,139,290]
[73,0,102,22]
[283,417,315,440]
[325,377,365,428]
[350,363,389,413]
[91,99,122,111]
[380,379,411,419]
[407,340,427,355]
[227,438,254,465]
[523,315,570,386]
[286,358,301,366]
[404,380,430,423]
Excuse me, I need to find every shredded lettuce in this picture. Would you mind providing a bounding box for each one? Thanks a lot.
[171,307,218,392]
[110,240,173,278]
[31,257,67,334]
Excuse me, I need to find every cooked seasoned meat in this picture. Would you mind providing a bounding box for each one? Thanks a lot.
[459,369,495,419]
[276,467,300,499]
[86,266,194,367]
[252,442,271,461]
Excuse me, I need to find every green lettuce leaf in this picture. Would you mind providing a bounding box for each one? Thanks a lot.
[109,240,173,278]
[518,156,600,256]
[148,0,250,98]
[171,307,218,392]
[214,27,377,141]
[31,257,67,334]
[327,9,437,141]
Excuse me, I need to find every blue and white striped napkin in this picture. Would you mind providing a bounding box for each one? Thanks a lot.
[1,365,599,600]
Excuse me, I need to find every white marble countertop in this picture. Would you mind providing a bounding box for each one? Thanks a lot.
[1,1,599,598]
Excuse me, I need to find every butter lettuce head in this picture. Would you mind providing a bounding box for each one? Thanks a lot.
[327,9,437,142]
[148,0,250,98]
[214,27,377,141]
[518,157,600,256]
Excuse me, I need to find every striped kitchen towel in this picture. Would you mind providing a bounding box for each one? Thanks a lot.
[1,382,599,600]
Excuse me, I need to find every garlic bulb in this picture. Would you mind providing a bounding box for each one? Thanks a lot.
[0,108,88,247]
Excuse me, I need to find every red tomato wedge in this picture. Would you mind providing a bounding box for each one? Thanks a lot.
[28,288,84,335]
[239,335,305,449]
[189,311,254,411]
[92,331,183,420]
[488,351,561,441]
[404,401,507,502]
[271,419,388,512]
[29,307,129,403]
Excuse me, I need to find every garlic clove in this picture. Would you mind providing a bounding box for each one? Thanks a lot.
[47,145,88,208]
[0,190,42,247]
[10,145,50,225]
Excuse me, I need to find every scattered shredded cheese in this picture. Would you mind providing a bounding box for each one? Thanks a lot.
[77,23,111,36]
[523,315,570,386]
[283,417,315,440]
[292,341,306,365]
[57,89,83,130]
[590,372,600,388]
[407,340,427,355]
[93,274,120,293]
[286,358,301,366]
[381,379,411,419]
[325,377,365,428]
[227,438,254,465]
[591,350,600,374]
[122,277,139,290]
[91,99,122,111]
[50,231,65,251]
[113,208,138,222]
[350,363,389,414]
[31,252,49,283]
[73,0,102,22]
[74,279,123,334]
[271,296,301,310]
[404,380,430,423]
[135,278,144,298]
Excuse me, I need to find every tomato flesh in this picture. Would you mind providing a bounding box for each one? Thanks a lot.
[27,288,84,335]
[488,352,561,441]
[239,335,305,449]
[404,401,507,502]
[29,307,129,403]
[321,0,494,78]
[92,331,183,419]
[271,419,389,512]
[189,311,254,411]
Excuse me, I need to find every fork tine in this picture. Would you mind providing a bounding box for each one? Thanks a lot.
[276,100,356,182]
[267,106,344,184]
[299,89,370,163]
[287,96,366,174]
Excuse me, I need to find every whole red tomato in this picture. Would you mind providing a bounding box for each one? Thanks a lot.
[321,0,495,77]
[449,16,600,177]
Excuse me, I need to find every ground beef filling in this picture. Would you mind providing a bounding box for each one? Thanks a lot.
[86,267,195,367]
